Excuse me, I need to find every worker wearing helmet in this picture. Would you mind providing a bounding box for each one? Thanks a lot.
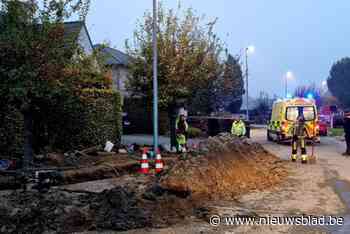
[231,117,246,138]
[291,111,308,163]
[175,114,189,153]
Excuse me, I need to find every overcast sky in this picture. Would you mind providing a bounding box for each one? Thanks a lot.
[86,0,350,97]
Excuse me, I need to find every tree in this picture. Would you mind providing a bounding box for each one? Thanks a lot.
[221,54,244,113]
[126,3,223,109]
[328,57,350,108]
[126,2,224,147]
[0,0,100,168]
[294,84,322,107]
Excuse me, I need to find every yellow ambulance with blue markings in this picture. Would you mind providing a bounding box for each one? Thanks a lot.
[267,98,320,143]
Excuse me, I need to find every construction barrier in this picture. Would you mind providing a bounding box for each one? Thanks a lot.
[155,149,163,174]
[139,148,149,174]
[139,147,164,175]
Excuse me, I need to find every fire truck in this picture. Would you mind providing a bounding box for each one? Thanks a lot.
[267,98,320,143]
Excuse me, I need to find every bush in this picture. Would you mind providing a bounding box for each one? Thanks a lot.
[82,89,122,147]
[0,105,24,158]
[0,89,122,158]
[187,127,203,138]
[329,128,344,137]
[49,89,123,150]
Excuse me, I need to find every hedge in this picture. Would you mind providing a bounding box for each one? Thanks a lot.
[0,89,122,159]
[0,105,24,158]
[49,89,123,151]
[123,98,169,135]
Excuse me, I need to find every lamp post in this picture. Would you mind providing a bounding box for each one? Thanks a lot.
[245,45,255,121]
[285,71,293,98]
[321,80,327,92]
[152,0,158,152]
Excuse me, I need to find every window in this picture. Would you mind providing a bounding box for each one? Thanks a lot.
[286,107,299,121]
[303,106,316,121]
[286,106,315,121]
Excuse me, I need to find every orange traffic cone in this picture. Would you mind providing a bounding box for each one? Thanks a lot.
[139,148,149,174]
[155,150,163,174]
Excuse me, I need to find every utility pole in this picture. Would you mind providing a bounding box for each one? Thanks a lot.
[285,76,288,98]
[152,0,159,152]
[245,48,249,121]
[285,71,293,98]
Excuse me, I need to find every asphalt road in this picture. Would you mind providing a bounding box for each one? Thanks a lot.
[251,128,350,234]
[251,128,347,161]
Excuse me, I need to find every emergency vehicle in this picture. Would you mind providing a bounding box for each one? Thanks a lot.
[267,98,320,143]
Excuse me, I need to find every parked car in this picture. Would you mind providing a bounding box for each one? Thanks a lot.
[318,120,328,136]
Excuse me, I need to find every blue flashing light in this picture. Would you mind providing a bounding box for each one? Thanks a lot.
[306,93,314,99]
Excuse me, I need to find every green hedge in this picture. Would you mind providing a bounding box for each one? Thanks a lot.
[329,128,344,137]
[49,89,123,151]
[0,105,24,158]
[0,89,122,158]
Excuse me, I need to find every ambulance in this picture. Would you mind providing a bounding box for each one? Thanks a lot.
[267,98,320,143]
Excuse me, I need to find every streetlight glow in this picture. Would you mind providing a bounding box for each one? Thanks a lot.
[247,45,255,54]
[285,70,295,98]
[286,71,294,80]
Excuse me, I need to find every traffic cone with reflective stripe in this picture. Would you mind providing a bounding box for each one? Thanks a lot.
[139,148,149,174]
[155,150,163,174]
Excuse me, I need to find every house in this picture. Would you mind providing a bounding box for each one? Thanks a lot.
[64,21,94,56]
[1,1,93,56]
[94,45,131,96]
[0,13,93,56]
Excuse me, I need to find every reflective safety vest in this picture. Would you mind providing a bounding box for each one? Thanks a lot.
[176,117,188,145]
[176,134,187,145]
[231,120,246,137]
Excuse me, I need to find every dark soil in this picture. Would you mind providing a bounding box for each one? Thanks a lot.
[0,134,289,233]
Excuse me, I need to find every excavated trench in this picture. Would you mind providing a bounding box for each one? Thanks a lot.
[0,134,290,233]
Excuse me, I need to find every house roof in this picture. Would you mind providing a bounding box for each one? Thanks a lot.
[94,44,130,66]
[63,21,93,49]
[63,21,84,38]
[0,13,93,49]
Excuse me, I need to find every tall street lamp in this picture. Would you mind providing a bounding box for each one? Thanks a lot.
[321,80,327,90]
[152,0,159,152]
[245,45,255,121]
[285,71,294,97]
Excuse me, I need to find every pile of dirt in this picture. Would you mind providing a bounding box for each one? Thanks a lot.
[0,187,152,233]
[161,133,288,200]
[0,183,198,233]
[90,187,152,230]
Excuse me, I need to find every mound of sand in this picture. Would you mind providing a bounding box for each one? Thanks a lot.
[161,133,288,199]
